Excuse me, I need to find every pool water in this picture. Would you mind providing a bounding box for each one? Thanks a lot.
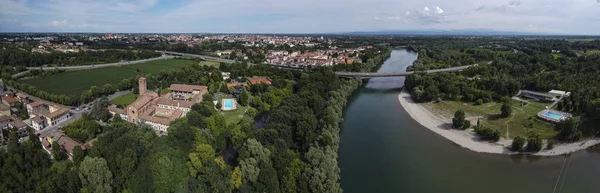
[544,111,565,120]
[223,99,235,110]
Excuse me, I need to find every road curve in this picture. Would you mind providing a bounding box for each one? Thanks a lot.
[25,55,174,70]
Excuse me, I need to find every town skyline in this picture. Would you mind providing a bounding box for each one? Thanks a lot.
[2,0,600,34]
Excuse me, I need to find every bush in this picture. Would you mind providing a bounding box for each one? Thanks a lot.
[512,136,526,151]
[475,99,484,105]
[547,140,555,149]
[463,120,471,130]
[452,110,466,129]
[499,96,510,103]
[526,136,543,152]
[474,125,501,142]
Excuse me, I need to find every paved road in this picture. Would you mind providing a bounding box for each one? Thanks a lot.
[12,70,31,78]
[25,55,174,71]
[336,61,491,78]
[33,90,131,136]
[157,50,257,65]
[107,90,132,101]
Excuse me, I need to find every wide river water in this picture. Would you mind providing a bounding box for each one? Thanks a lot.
[338,49,600,193]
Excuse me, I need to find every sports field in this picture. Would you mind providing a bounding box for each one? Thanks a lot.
[21,59,196,96]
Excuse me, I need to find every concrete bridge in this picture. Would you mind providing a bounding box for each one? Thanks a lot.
[336,62,489,78]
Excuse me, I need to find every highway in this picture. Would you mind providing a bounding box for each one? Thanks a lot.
[156,50,254,65]
[336,61,490,78]
[25,55,174,71]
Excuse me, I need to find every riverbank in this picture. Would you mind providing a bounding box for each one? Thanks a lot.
[398,89,600,156]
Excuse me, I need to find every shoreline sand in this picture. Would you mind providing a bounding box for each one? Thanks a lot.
[398,89,600,156]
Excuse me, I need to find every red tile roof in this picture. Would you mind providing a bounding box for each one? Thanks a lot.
[169,84,208,93]
[31,116,44,123]
[129,93,157,110]
[2,96,19,104]
[47,108,69,120]
[107,105,125,115]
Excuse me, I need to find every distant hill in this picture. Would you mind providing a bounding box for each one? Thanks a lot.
[342,29,552,36]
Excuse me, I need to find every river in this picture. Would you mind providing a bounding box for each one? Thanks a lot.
[338,49,600,193]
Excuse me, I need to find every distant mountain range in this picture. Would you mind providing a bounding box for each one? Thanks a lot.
[342,29,557,36]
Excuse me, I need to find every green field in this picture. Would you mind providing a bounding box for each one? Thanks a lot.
[21,59,196,96]
[223,105,249,125]
[552,54,563,59]
[198,61,220,67]
[110,92,138,106]
[425,99,557,139]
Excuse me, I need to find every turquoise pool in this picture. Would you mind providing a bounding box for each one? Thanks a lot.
[222,99,236,111]
[544,111,565,120]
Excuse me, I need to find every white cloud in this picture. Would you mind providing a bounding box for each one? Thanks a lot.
[50,20,69,27]
[2,0,600,34]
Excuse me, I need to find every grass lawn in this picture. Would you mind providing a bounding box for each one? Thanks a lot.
[21,59,196,96]
[552,54,563,59]
[110,92,138,106]
[198,60,220,67]
[425,99,557,139]
[223,105,248,125]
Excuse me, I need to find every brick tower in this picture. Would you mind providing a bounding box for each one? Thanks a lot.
[138,77,147,95]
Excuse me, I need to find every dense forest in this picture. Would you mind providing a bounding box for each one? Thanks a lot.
[0,48,160,68]
[0,45,390,192]
[403,38,600,142]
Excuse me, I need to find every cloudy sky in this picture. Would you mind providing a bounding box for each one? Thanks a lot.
[1,0,599,34]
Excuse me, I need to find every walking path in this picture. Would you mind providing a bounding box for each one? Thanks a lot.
[398,89,600,156]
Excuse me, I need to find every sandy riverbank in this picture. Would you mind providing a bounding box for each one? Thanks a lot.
[398,89,600,156]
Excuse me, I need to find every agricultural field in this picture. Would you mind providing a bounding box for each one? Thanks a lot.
[110,92,138,106]
[424,98,557,139]
[21,59,196,96]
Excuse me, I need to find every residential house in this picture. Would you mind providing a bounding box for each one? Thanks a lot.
[45,108,70,126]
[0,115,10,130]
[2,96,19,107]
[30,116,46,130]
[39,131,86,160]
[9,120,29,136]
[27,101,46,114]
[15,92,29,103]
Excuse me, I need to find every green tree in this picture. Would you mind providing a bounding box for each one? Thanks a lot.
[79,157,114,193]
[186,111,205,128]
[232,166,243,189]
[216,102,222,109]
[452,110,466,129]
[72,146,85,166]
[475,99,484,105]
[501,103,512,117]
[526,136,543,152]
[512,136,526,151]
[238,90,250,106]
[51,141,65,161]
[555,118,581,142]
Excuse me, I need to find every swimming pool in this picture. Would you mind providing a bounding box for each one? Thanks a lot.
[222,99,236,111]
[544,111,565,120]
